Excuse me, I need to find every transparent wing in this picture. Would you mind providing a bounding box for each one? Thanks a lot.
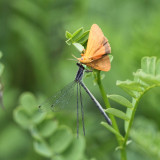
[39,81,76,112]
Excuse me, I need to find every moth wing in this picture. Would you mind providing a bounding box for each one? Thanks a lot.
[90,37,111,60]
[86,55,111,71]
[85,24,105,58]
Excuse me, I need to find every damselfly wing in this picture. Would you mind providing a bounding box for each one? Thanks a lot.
[39,63,112,137]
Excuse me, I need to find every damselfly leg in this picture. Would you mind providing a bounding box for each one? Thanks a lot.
[79,84,85,136]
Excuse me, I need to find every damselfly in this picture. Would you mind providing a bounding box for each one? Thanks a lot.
[39,63,112,137]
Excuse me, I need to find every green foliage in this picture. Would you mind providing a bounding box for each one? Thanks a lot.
[65,27,89,54]
[1,0,160,160]
[104,57,160,159]
[66,25,160,160]
[107,95,133,108]
[65,28,89,47]
[13,92,86,160]
[117,57,160,97]
[105,108,130,121]
[130,117,160,160]
[101,122,124,140]
[107,57,160,120]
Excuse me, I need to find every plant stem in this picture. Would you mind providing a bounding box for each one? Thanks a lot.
[96,71,126,159]
[96,71,119,133]
[121,146,127,160]
[123,98,139,147]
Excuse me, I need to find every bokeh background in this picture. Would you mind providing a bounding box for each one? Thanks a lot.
[0,0,160,160]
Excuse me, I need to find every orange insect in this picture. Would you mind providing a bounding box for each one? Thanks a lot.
[76,24,111,71]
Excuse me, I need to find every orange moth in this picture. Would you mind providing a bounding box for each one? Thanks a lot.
[76,24,111,71]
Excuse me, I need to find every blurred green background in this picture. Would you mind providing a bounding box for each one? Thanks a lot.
[0,0,160,160]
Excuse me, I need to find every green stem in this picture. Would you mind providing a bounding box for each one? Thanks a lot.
[123,98,139,146]
[121,147,127,160]
[96,71,119,133]
[96,71,126,159]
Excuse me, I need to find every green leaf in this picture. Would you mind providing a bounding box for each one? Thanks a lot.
[30,126,42,140]
[32,110,46,124]
[101,122,124,140]
[65,31,72,39]
[19,92,37,114]
[38,120,58,138]
[133,69,150,87]
[156,59,160,76]
[105,108,130,121]
[141,56,157,75]
[107,94,133,108]
[62,135,85,160]
[149,57,156,75]
[117,80,144,92]
[141,57,150,74]
[134,71,160,86]
[65,27,89,50]
[49,126,73,153]
[34,140,52,158]
[72,27,84,41]
[116,80,141,98]
[65,38,72,45]
[13,107,31,128]
[75,30,89,44]
[73,43,84,52]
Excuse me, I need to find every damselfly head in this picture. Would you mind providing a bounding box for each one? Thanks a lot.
[76,63,84,69]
